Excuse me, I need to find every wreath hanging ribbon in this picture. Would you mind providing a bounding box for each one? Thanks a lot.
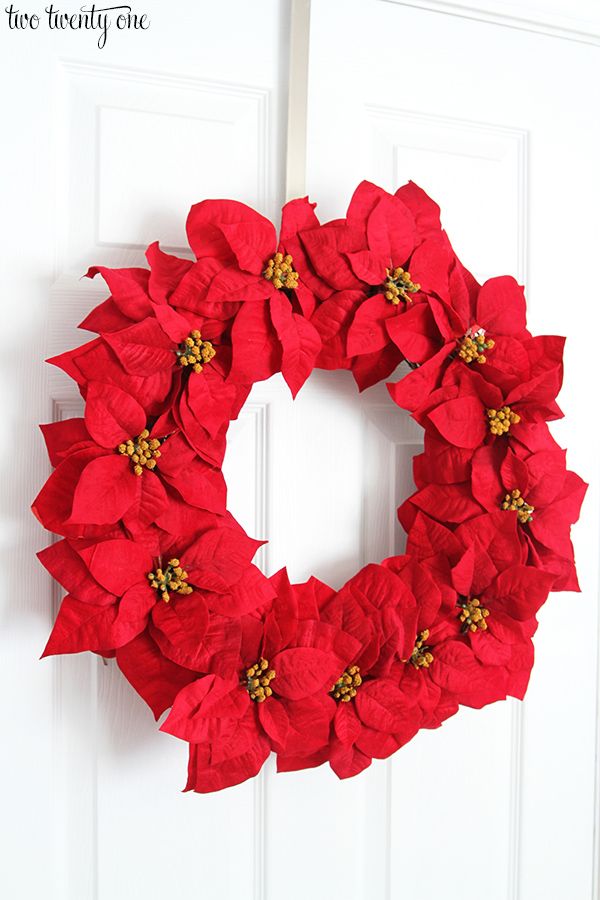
[33,180,587,793]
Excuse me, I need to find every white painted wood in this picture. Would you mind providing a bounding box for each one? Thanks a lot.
[382,0,600,44]
[224,369,419,900]
[304,1,600,897]
[2,1,599,898]
[0,2,290,898]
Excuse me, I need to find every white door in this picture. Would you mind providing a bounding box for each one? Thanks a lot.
[2,2,290,897]
[2,1,599,899]
[302,2,600,899]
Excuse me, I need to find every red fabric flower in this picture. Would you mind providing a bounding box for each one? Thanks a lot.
[399,419,586,591]
[470,442,587,590]
[40,525,270,667]
[407,341,565,456]
[387,275,535,412]
[34,182,586,793]
[186,197,323,396]
[33,385,227,539]
[311,564,425,779]
[404,512,555,703]
[163,570,360,792]
[304,181,471,389]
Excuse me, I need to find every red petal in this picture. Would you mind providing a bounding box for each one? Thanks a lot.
[428,396,487,449]
[395,181,441,236]
[228,301,281,384]
[219,220,276,274]
[334,703,362,745]
[69,455,139,525]
[310,290,362,342]
[86,265,152,320]
[487,566,554,620]
[269,294,321,397]
[351,343,402,391]
[385,303,441,364]
[186,198,273,263]
[104,318,175,375]
[185,527,263,584]
[258,698,290,747]
[476,276,527,336]
[386,348,448,413]
[83,539,151,594]
[85,382,146,448]
[37,540,110,605]
[329,740,371,779]
[42,595,120,656]
[367,195,416,264]
[116,632,197,719]
[355,680,412,733]
[346,249,388,285]
[346,295,397,356]
[274,647,340,700]
[185,738,270,793]
[282,695,335,756]
[279,196,319,242]
[40,418,92,466]
[146,241,193,303]
[410,483,482,524]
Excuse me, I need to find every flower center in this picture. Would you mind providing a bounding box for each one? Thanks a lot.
[176,330,216,374]
[407,630,434,668]
[458,327,495,364]
[486,406,521,435]
[383,267,420,305]
[330,665,362,702]
[147,558,193,603]
[117,429,161,476]
[457,597,490,633]
[245,657,276,702]
[501,488,534,524]
[263,252,299,290]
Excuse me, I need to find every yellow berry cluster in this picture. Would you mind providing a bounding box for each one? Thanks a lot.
[117,429,161,476]
[263,252,299,290]
[177,330,216,374]
[407,630,434,669]
[330,665,362,702]
[458,598,490,633]
[501,488,534,524]
[383,266,421,305]
[458,327,495,364]
[486,406,521,436]
[245,657,276,702]
[147,558,193,603]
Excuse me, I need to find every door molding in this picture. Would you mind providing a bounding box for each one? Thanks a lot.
[379,0,600,45]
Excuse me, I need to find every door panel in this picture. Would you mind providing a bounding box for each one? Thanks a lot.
[1,2,290,898]
[304,1,600,897]
[2,1,598,898]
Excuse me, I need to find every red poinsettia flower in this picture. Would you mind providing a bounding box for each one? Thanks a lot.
[387,275,536,413]
[300,180,472,389]
[398,417,571,535]
[442,544,555,702]
[381,555,459,729]
[32,382,228,540]
[310,564,424,779]
[162,570,360,792]
[409,343,564,456]
[470,442,587,590]
[79,241,244,336]
[40,524,271,668]
[50,298,249,467]
[404,510,555,704]
[185,197,323,396]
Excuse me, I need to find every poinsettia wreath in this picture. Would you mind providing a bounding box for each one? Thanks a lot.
[34,181,587,792]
